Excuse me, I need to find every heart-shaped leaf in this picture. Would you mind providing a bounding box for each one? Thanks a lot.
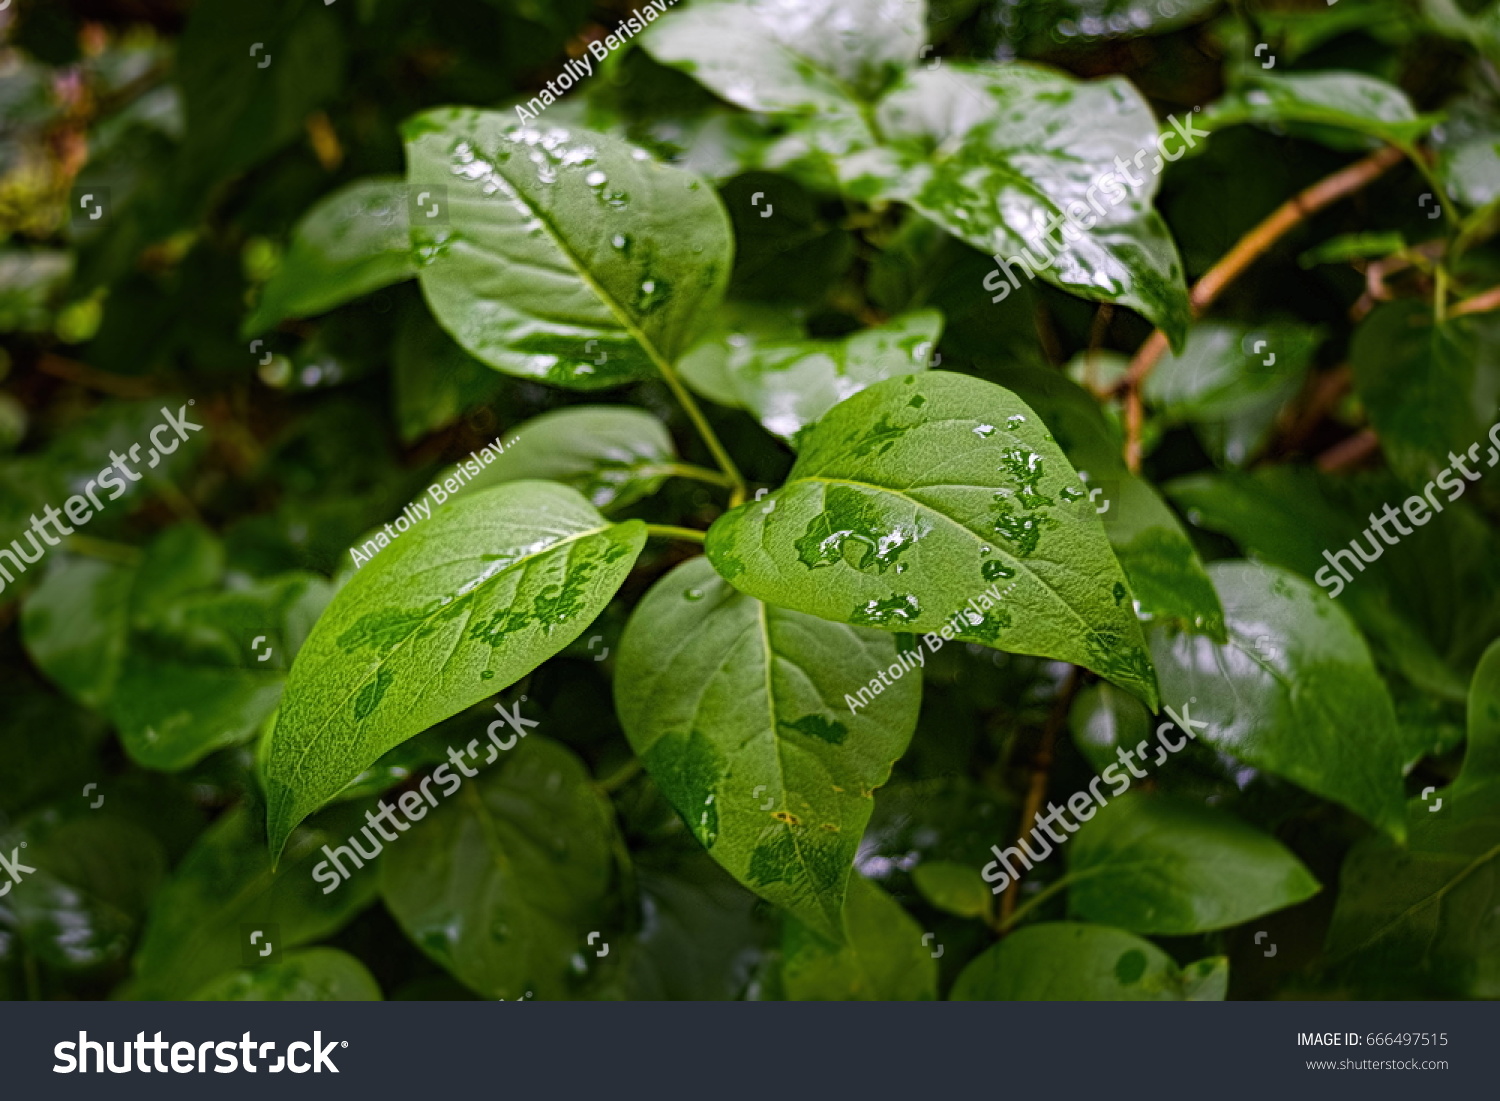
[706,371,1159,708]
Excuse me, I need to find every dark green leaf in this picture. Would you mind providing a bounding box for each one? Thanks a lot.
[380,737,621,1000]
[616,556,920,940]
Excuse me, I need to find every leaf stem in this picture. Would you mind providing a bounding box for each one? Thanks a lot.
[994,872,1079,935]
[642,347,747,506]
[598,758,643,794]
[64,534,144,566]
[643,524,707,545]
[639,462,736,490]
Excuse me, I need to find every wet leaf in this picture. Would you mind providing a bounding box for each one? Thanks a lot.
[1148,561,1407,839]
[616,557,920,940]
[244,178,415,336]
[263,482,645,857]
[404,110,732,388]
[379,737,621,1001]
[1201,71,1435,148]
[706,372,1159,709]
[1066,793,1320,934]
[190,947,383,1000]
[779,874,936,1000]
[449,406,677,512]
[951,922,1227,1000]
[873,64,1191,346]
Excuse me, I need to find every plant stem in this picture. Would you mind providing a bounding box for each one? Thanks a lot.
[64,534,143,566]
[1103,145,1406,401]
[994,873,1078,935]
[643,524,707,545]
[641,346,746,506]
[598,758,643,794]
[639,462,736,489]
[996,667,1080,930]
[1452,283,1500,317]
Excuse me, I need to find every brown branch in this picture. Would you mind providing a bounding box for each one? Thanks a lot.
[1272,364,1352,459]
[996,667,1081,931]
[1317,428,1381,472]
[1103,146,1406,401]
[35,354,158,399]
[1452,283,1500,318]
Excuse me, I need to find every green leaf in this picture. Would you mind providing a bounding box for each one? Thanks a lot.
[449,406,677,511]
[111,572,332,771]
[190,947,383,1001]
[392,301,510,445]
[1066,793,1320,934]
[1104,475,1226,641]
[263,482,645,856]
[404,110,732,388]
[175,0,345,198]
[1167,466,1500,702]
[1435,97,1500,209]
[379,737,621,1000]
[873,64,1191,346]
[1,809,166,970]
[1200,71,1436,148]
[696,309,944,444]
[911,859,992,920]
[130,803,379,1000]
[244,179,415,336]
[22,524,223,711]
[1069,680,1151,775]
[616,557,920,940]
[1326,641,1500,996]
[705,372,1159,709]
[1351,300,1500,487]
[1144,320,1325,466]
[951,922,1227,1000]
[779,874,936,1000]
[641,0,924,113]
[1148,561,1407,839]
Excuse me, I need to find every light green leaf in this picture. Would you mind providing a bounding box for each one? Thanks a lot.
[404,110,732,388]
[912,859,992,920]
[1351,300,1500,487]
[1201,71,1436,148]
[263,482,645,857]
[699,310,944,444]
[131,803,379,1000]
[641,0,924,113]
[873,64,1191,346]
[379,737,620,1000]
[616,557,919,940]
[244,178,415,336]
[1145,319,1324,420]
[1149,561,1407,839]
[1069,680,1151,775]
[1435,98,1500,209]
[951,922,1227,1000]
[779,874,936,1000]
[1066,793,1320,934]
[706,372,1159,709]
[449,406,677,511]
[191,948,383,1001]
[1327,640,1500,996]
